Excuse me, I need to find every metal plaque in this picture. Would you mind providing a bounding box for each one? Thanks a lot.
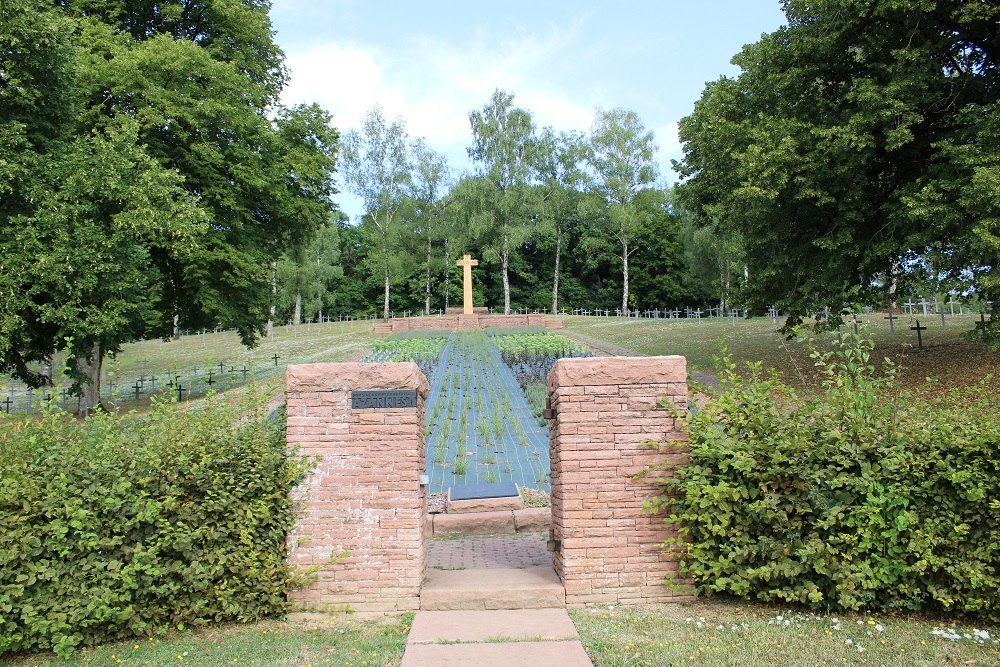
[351,389,417,410]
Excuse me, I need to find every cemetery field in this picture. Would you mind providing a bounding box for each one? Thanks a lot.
[1,320,376,413]
[2,615,412,667]
[562,314,1000,394]
[571,602,1000,667]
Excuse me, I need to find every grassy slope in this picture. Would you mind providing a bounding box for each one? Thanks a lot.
[562,314,1000,394]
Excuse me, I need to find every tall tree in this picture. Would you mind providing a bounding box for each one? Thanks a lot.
[587,108,659,313]
[0,1,338,411]
[409,139,451,315]
[341,106,411,321]
[468,89,536,314]
[675,0,1000,328]
[533,128,588,314]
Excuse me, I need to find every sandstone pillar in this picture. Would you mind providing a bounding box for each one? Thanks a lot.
[547,356,691,605]
[286,362,428,612]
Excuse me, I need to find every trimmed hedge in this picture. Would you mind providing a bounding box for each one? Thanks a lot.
[0,389,311,657]
[651,335,1000,620]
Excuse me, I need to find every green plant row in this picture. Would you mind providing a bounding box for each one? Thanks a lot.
[368,335,447,363]
[651,334,1000,620]
[488,330,588,360]
[0,389,312,658]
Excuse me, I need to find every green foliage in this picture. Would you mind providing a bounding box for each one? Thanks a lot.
[675,0,1000,316]
[0,1,339,405]
[652,334,1000,619]
[0,389,312,657]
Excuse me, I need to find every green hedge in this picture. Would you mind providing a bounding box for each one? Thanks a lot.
[651,335,1000,620]
[0,389,311,657]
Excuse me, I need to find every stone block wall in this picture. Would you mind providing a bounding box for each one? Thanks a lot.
[547,356,692,606]
[285,362,429,612]
[380,313,549,332]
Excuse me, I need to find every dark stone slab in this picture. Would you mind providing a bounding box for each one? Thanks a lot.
[351,389,417,410]
[449,481,519,501]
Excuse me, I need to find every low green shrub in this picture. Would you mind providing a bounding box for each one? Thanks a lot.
[0,388,311,658]
[651,333,1000,620]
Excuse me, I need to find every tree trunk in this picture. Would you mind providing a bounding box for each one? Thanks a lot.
[502,245,511,315]
[75,341,102,416]
[41,354,53,386]
[887,259,900,309]
[267,261,276,336]
[443,239,451,311]
[383,267,391,321]
[551,224,562,315]
[293,289,302,325]
[425,229,432,316]
[172,312,181,340]
[621,239,629,315]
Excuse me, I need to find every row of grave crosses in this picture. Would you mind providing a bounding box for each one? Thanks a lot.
[0,355,284,415]
[566,306,751,320]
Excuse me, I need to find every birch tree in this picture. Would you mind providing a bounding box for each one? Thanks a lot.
[534,128,588,314]
[588,108,658,313]
[409,139,451,315]
[341,106,411,321]
[468,89,536,314]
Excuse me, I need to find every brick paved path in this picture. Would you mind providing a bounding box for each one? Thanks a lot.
[428,532,552,570]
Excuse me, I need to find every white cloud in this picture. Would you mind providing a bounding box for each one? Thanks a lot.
[280,23,597,155]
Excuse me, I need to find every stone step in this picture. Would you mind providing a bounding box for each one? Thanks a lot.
[420,567,565,610]
[401,640,593,667]
[431,507,550,536]
[407,609,579,643]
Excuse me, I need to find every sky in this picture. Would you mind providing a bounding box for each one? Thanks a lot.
[269,1,789,220]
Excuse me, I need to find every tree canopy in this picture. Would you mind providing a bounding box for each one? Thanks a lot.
[675,0,1000,326]
[0,0,337,409]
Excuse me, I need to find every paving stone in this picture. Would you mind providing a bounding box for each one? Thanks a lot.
[428,533,551,570]
[408,609,579,643]
[401,640,593,667]
[420,566,564,610]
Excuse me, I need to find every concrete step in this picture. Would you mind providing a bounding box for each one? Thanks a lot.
[407,609,579,643]
[420,567,565,610]
[401,640,593,667]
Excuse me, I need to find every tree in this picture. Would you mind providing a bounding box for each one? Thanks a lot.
[0,0,77,372]
[409,139,452,315]
[468,89,536,315]
[0,1,339,411]
[276,214,343,323]
[675,0,1000,327]
[533,128,588,314]
[341,106,411,321]
[587,108,659,313]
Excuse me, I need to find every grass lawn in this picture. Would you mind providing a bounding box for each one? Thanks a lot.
[3,615,412,667]
[561,313,1000,394]
[570,602,1000,667]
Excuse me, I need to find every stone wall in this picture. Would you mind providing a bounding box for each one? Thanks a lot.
[546,356,692,606]
[285,362,429,612]
[378,313,550,333]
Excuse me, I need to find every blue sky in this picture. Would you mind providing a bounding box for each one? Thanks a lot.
[270,1,788,219]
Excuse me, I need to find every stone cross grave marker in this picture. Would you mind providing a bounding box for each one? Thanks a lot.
[884,311,897,334]
[456,254,479,315]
